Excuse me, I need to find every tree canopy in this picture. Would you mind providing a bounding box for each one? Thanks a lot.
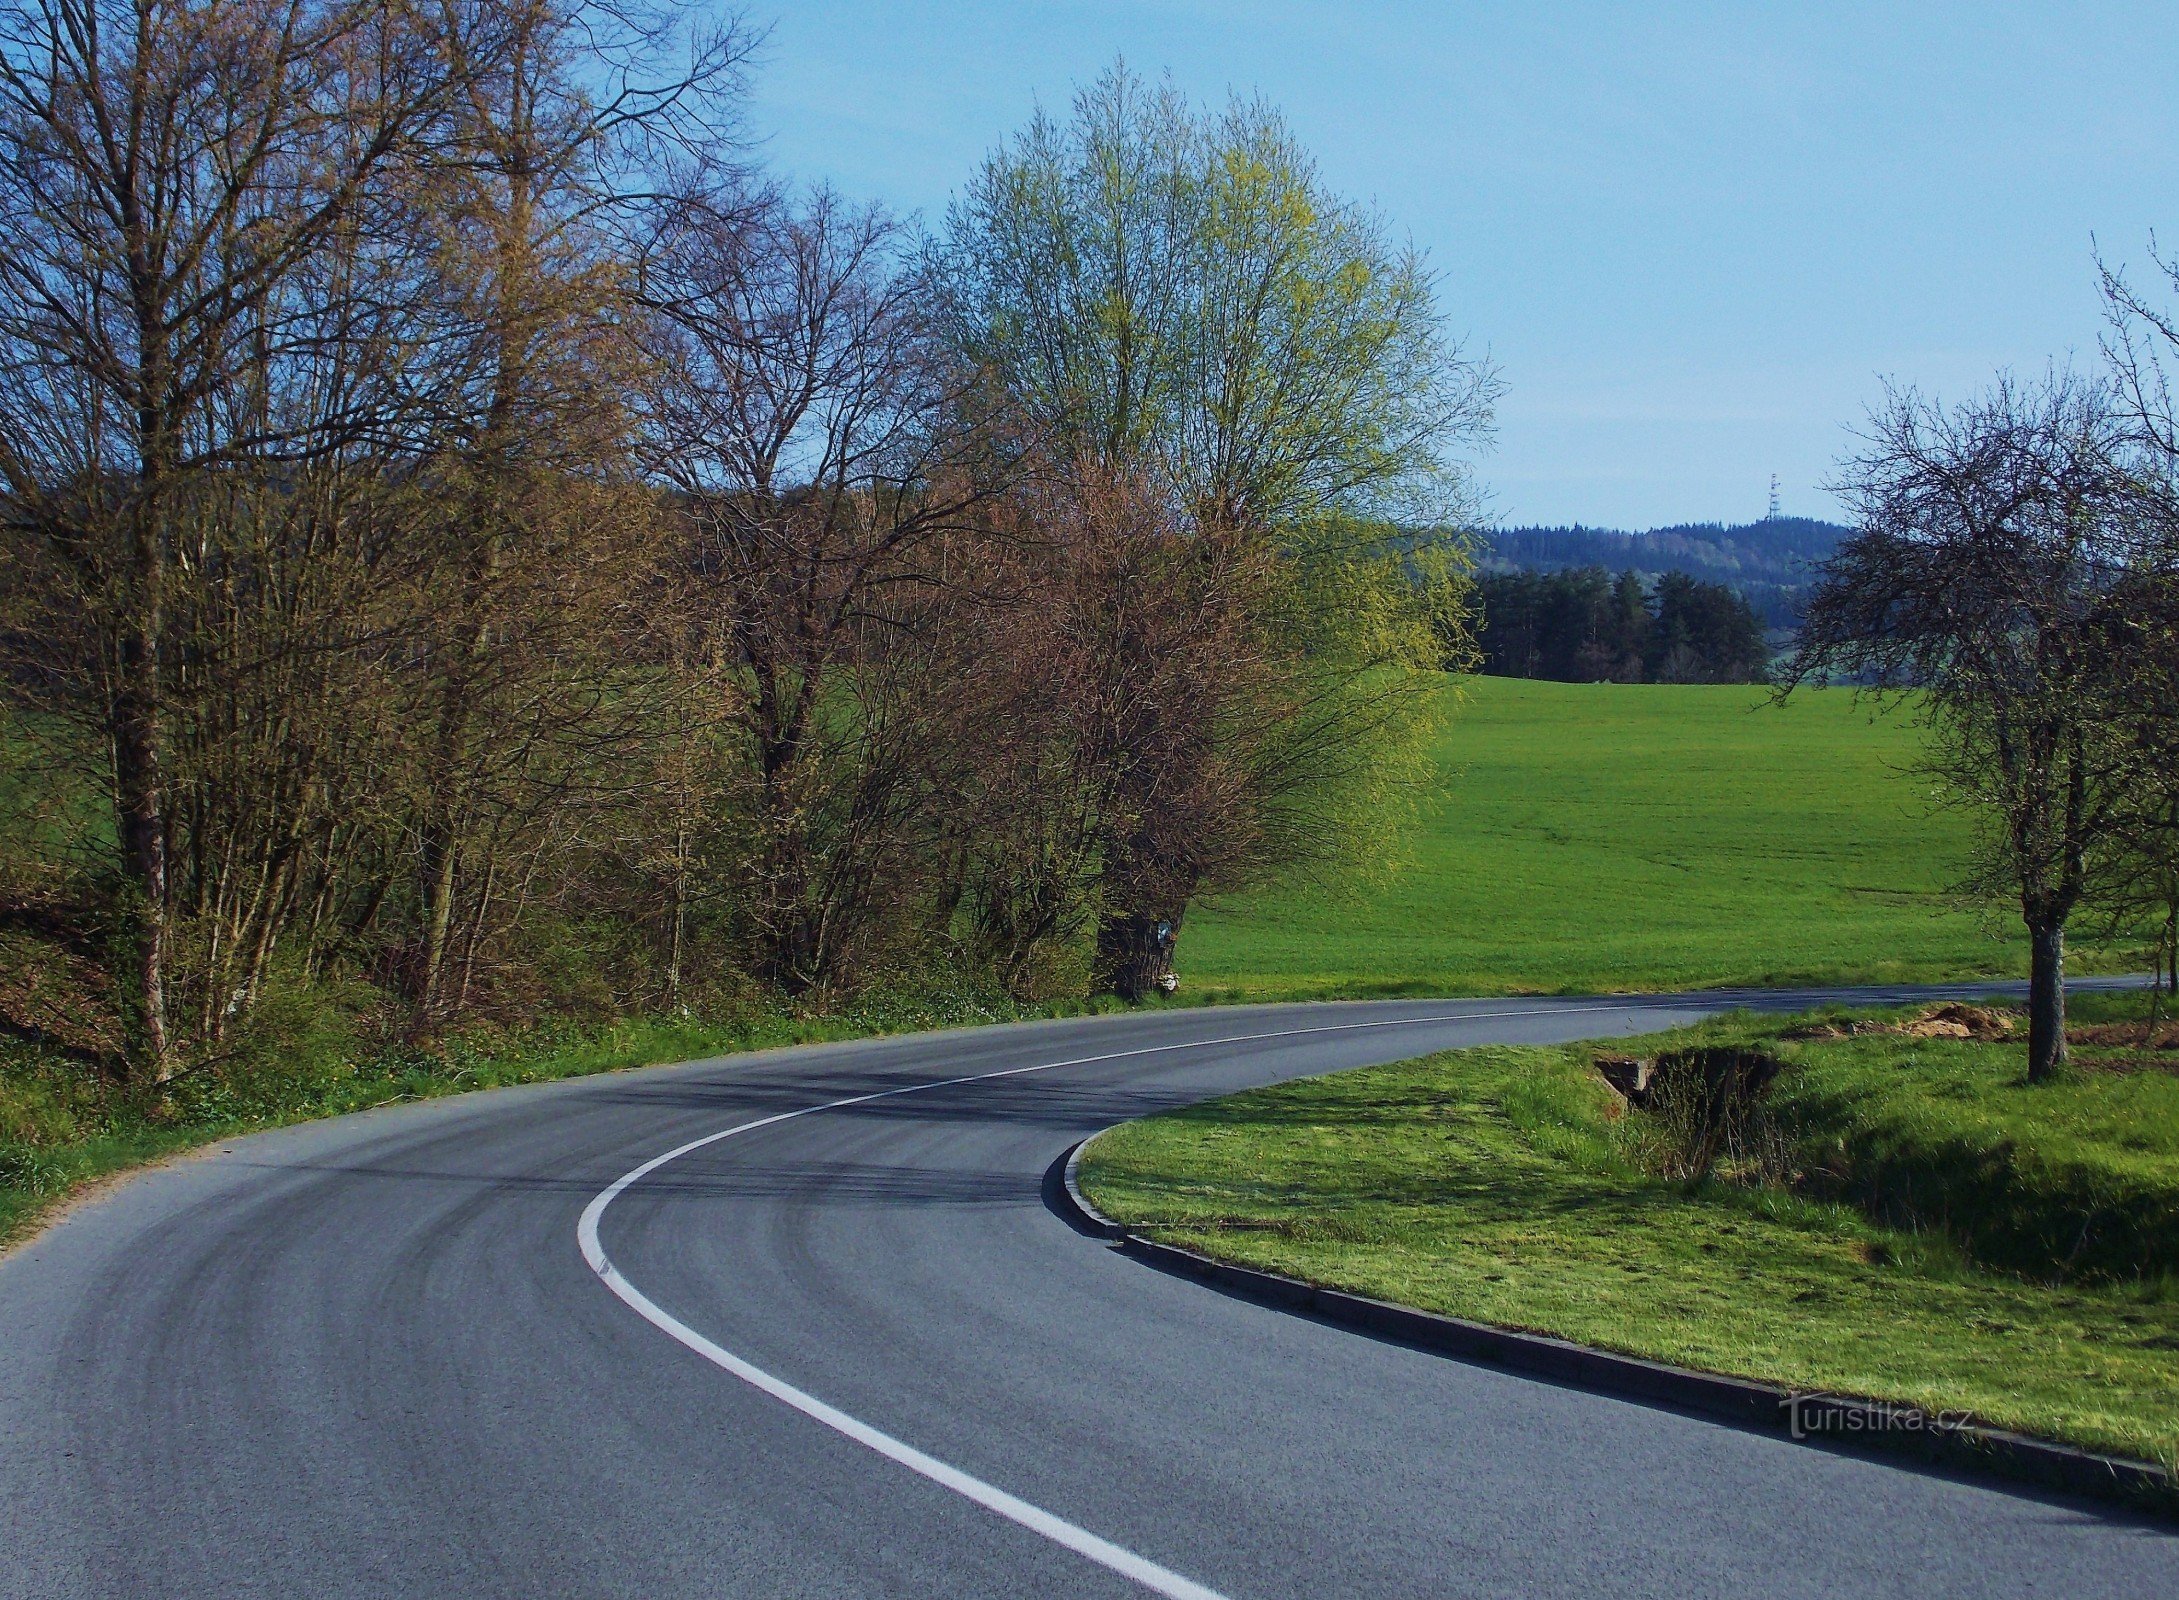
[930,62,1495,532]
[924,63,1493,994]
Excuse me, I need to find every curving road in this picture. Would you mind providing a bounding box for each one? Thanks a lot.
[1,985,2173,1599]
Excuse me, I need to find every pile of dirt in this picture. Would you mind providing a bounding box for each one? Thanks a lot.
[1900,1003,2016,1040]
[1782,1003,2017,1044]
[2070,1017,2179,1076]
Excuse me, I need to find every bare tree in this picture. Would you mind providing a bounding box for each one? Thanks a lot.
[643,187,1015,990]
[388,0,754,1024]
[2098,243,2179,1011]
[1785,374,2156,1079]
[0,0,494,1075]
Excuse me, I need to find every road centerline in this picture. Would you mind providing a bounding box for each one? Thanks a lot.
[575,1002,1642,1599]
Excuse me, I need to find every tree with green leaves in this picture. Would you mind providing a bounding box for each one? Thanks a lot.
[932,64,1491,531]
[930,63,1492,995]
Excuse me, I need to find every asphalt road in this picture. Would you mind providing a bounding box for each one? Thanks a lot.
[2,983,2174,1599]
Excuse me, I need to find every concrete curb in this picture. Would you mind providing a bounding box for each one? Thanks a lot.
[1056,1133,2175,1517]
[1060,1139,1126,1238]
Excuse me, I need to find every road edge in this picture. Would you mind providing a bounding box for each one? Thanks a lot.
[1057,1133,2177,1520]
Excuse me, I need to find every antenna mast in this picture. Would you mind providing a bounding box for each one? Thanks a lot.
[1766,474,1782,521]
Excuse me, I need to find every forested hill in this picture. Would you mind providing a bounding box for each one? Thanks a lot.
[1480,517,1850,627]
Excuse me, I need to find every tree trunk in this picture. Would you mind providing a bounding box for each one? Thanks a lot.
[2026,917,2068,1082]
[2167,904,2177,998]
[113,666,172,1080]
[666,816,689,1009]
[416,822,460,1020]
[415,643,479,1019]
[1097,908,1177,1002]
[117,407,174,1080]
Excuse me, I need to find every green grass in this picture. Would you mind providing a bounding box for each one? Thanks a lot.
[1080,999,2179,1471]
[1185,677,2029,998]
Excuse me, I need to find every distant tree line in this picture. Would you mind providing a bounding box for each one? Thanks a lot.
[0,22,1493,1085]
[1471,568,1770,684]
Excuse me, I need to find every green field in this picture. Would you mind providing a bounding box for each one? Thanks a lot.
[1080,997,2179,1473]
[1186,676,2022,998]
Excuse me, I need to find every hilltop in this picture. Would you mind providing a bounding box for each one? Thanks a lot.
[1480,516,1850,626]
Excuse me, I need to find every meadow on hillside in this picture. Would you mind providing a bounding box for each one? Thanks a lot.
[1185,677,2031,997]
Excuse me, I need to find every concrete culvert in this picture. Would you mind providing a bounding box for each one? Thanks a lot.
[1594,1045,1787,1182]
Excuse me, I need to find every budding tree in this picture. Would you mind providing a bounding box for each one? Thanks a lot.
[930,63,1491,995]
[642,188,1012,991]
[0,0,483,1074]
[1786,375,2155,1079]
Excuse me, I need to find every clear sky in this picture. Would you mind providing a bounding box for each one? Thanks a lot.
[742,2,2179,530]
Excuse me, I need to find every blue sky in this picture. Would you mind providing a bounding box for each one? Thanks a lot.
[744,2,2179,529]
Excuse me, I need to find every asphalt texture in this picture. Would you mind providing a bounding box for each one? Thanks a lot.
[2,983,2174,1599]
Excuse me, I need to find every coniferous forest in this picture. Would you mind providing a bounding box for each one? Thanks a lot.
[1470,567,1771,683]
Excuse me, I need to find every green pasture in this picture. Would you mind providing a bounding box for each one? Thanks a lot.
[1185,676,2028,998]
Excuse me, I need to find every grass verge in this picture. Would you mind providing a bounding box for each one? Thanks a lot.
[1078,991,2179,1473]
[0,982,1102,1254]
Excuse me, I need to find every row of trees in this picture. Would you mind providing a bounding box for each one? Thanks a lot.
[1789,333,2179,1077]
[0,9,1492,1082]
[1471,567,1769,684]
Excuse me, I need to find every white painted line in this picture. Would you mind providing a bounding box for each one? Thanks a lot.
[577,1001,1645,1599]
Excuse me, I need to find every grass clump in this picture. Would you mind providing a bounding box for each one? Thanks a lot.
[1079,994,2179,1471]
[1772,999,2179,1285]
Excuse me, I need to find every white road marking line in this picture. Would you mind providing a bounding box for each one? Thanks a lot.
[577,1001,1646,1600]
